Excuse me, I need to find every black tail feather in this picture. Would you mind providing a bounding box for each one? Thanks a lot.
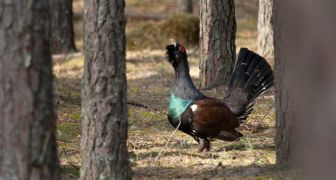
[224,48,274,121]
[216,130,243,141]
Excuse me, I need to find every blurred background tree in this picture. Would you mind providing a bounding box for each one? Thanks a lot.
[50,0,77,54]
[274,0,336,178]
[0,0,60,179]
[257,0,274,64]
[178,0,193,13]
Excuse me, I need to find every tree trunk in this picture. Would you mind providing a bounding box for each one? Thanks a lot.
[81,0,131,179]
[274,0,336,178]
[192,0,200,16]
[0,0,60,179]
[199,0,236,88]
[257,0,274,63]
[273,0,305,168]
[50,0,77,54]
[178,0,193,13]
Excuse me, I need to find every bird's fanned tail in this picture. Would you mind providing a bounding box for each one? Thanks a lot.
[224,48,274,121]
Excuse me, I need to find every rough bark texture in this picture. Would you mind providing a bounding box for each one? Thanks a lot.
[257,0,274,63]
[0,0,60,179]
[178,0,193,13]
[274,0,336,178]
[81,0,131,179]
[199,0,236,88]
[50,0,77,54]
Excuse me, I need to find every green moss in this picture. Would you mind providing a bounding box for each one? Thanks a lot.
[128,86,142,94]
[57,122,81,143]
[225,141,247,151]
[69,112,81,121]
[61,165,80,178]
[137,109,162,121]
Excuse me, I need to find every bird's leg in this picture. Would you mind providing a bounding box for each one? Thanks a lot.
[198,138,211,152]
[204,139,210,152]
[198,139,206,152]
[192,136,200,144]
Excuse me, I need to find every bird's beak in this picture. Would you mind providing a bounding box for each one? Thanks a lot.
[169,39,177,48]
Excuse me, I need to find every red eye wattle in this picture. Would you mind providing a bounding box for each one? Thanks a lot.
[179,46,186,53]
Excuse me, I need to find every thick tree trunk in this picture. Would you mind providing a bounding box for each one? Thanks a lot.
[81,0,131,179]
[178,0,193,13]
[274,0,336,178]
[199,0,236,88]
[257,0,274,63]
[50,0,77,54]
[0,0,60,179]
[274,0,304,168]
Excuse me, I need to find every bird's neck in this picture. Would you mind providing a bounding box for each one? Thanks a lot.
[171,60,204,100]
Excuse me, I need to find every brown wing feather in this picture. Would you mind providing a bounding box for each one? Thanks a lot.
[193,99,240,138]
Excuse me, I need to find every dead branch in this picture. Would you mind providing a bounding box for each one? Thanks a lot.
[127,100,166,114]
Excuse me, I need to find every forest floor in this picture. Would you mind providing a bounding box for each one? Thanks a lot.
[54,0,290,179]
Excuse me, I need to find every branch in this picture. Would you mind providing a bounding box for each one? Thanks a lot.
[127,100,166,114]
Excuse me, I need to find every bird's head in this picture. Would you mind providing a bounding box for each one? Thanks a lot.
[165,41,188,69]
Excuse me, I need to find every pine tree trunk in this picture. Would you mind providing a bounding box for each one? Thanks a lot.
[0,0,60,179]
[257,0,274,63]
[199,0,236,88]
[273,0,301,168]
[81,0,132,179]
[178,0,193,13]
[274,0,336,177]
[50,0,77,54]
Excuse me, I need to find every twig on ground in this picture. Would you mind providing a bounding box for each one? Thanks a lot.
[127,100,167,115]
[153,113,181,163]
[127,100,149,109]
[69,162,80,170]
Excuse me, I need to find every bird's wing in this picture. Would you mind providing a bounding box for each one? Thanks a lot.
[192,98,240,138]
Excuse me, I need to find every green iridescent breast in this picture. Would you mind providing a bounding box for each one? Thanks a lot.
[168,94,193,119]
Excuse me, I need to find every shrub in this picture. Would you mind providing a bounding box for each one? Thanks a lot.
[127,13,199,50]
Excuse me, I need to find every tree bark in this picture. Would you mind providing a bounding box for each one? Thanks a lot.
[50,0,77,54]
[81,0,132,179]
[274,0,304,168]
[257,0,274,63]
[0,0,60,179]
[178,0,193,13]
[199,0,236,88]
[274,0,336,178]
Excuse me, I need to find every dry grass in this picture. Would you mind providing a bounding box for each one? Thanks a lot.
[55,0,286,179]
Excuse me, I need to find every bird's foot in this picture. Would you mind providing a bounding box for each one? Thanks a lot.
[198,139,210,152]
